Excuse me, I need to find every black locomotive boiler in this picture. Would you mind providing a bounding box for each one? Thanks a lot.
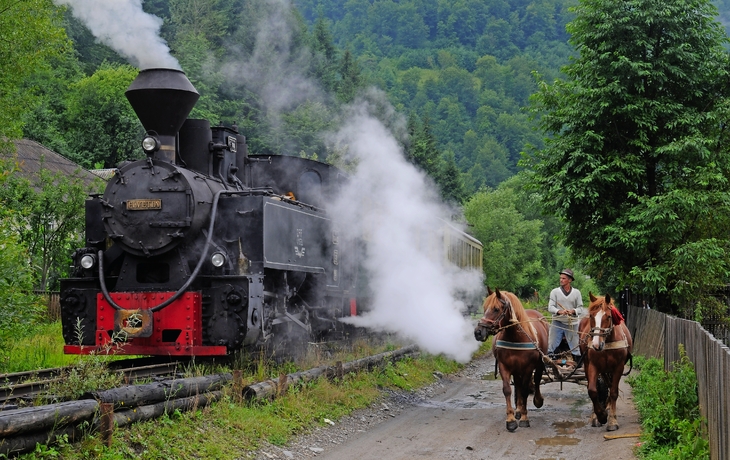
[59,68,358,356]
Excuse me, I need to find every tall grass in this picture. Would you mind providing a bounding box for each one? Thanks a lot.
[0,322,80,373]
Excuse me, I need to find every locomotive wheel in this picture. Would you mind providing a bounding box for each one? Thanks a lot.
[267,319,313,363]
[207,311,245,349]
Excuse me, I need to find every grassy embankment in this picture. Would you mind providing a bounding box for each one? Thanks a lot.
[6,322,490,459]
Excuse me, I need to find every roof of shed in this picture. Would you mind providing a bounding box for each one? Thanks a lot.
[3,139,102,187]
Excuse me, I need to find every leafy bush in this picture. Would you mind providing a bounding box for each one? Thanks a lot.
[627,347,709,459]
[0,216,45,362]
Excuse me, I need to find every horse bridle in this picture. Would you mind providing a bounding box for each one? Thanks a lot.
[588,304,614,338]
[479,296,511,330]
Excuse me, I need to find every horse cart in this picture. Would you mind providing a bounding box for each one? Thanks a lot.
[541,340,587,388]
[475,288,633,432]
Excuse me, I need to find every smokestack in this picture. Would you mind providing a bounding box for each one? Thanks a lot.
[125,68,200,162]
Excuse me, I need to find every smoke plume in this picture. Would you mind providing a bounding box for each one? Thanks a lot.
[329,96,484,363]
[53,0,180,70]
[216,1,485,363]
[220,0,323,127]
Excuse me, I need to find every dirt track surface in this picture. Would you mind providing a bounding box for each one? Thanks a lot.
[255,352,641,460]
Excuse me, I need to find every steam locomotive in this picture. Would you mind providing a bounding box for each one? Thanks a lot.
[59,68,358,356]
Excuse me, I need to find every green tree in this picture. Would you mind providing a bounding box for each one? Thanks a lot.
[0,158,101,290]
[21,52,84,158]
[525,0,730,310]
[337,49,363,103]
[0,0,68,150]
[170,0,229,47]
[63,63,143,168]
[0,158,101,291]
[464,184,544,296]
[436,150,465,204]
[407,115,441,177]
[311,14,339,93]
[0,215,44,355]
[278,101,335,157]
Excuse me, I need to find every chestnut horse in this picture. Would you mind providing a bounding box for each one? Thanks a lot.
[579,293,633,431]
[474,288,549,432]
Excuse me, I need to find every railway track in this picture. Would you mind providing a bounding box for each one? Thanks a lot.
[0,357,191,409]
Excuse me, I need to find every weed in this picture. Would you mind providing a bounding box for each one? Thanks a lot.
[43,320,125,401]
[0,323,79,373]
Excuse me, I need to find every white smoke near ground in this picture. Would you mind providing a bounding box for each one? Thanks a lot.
[329,97,484,363]
[52,0,180,70]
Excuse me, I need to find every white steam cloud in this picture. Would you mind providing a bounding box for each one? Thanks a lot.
[330,99,484,363]
[221,0,323,126]
[53,0,180,70]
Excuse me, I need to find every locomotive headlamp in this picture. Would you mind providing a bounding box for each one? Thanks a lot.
[211,252,226,267]
[80,254,96,269]
[142,135,161,154]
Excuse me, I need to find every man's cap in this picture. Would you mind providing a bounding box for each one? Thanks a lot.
[559,269,575,280]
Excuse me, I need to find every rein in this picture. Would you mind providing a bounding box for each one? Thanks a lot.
[480,297,541,342]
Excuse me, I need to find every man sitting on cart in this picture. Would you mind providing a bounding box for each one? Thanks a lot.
[547,269,584,364]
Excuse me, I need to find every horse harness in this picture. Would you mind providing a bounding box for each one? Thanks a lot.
[484,296,541,351]
[586,305,629,351]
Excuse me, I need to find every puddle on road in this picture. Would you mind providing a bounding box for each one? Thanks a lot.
[416,392,503,410]
[534,420,584,447]
[535,435,581,446]
[552,420,585,435]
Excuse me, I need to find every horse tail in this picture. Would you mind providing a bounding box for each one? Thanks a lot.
[622,353,633,377]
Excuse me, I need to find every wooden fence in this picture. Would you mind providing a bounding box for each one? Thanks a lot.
[628,306,730,460]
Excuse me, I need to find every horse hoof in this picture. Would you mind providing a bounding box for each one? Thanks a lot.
[534,396,544,408]
[519,419,530,428]
[606,424,619,432]
[506,421,518,432]
[515,411,522,420]
[591,418,602,428]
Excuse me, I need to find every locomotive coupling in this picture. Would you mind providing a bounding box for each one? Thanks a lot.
[114,309,153,338]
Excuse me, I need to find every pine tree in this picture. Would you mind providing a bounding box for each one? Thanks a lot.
[311,15,338,93]
[336,49,362,103]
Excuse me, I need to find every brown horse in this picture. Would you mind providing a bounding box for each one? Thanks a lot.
[579,293,633,431]
[474,288,549,432]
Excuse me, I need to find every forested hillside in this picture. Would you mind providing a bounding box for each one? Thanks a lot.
[19,0,577,197]
[1,0,576,297]
[8,0,730,305]
[294,0,576,191]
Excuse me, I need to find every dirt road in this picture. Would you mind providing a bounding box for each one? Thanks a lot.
[256,352,641,460]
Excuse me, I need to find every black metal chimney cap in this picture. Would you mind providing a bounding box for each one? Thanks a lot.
[125,68,200,136]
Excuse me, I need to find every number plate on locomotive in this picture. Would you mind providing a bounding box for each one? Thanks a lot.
[126,199,162,210]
